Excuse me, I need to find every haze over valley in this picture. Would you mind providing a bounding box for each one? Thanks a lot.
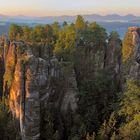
[1,13,140,39]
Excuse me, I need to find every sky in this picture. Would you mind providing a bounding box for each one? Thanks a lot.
[0,0,140,17]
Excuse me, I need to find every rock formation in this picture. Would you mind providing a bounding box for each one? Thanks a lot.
[60,62,78,112]
[1,26,140,140]
[0,35,9,97]
[10,56,49,140]
[0,40,79,140]
[0,38,5,97]
[105,34,122,89]
[125,27,140,80]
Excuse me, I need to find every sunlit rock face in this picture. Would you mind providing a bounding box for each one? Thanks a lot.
[3,42,24,96]
[127,27,140,80]
[4,41,79,140]
[9,59,22,119]
[3,42,48,140]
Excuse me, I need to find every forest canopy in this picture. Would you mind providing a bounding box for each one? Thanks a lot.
[0,15,140,140]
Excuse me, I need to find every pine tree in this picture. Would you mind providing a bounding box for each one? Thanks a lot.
[75,15,86,30]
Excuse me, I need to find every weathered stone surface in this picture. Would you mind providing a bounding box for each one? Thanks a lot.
[21,56,48,140]
[3,42,22,96]
[92,49,106,71]
[1,25,140,139]
[60,62,78,112]
[3,27,139,139]
[106,38,122,73]
[126,27,140,80]
[0,36,9,97]
[105,36,122,89]
[6,42,78,140]
[50,55,59,77]
[2,41,52,140]
[0,41,4,97]
[4,42,49,140]
[30,43,51,61]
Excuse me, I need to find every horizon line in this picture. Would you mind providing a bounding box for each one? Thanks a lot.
[0,13,140,18]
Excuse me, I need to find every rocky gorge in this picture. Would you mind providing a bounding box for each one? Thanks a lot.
[0,17,140,140]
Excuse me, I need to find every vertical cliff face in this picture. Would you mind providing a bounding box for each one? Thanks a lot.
[136,29,140,64]
[1,40,79,140]
[7,43,49,140]
[106,37,122,73]
[60,62,78,112]
[105,35,122,89]
[2,26,140,139]
[0,36,9,97]
[0,39,4,97]
[3,42,19,97]
[124,27,140,80]
[21,57,48,140]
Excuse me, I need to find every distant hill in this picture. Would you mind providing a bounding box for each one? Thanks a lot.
[131,19,140,23]
[39,14,140,23]
[83,14,139,22]
[0,13,140,38]
[0,14,139,24]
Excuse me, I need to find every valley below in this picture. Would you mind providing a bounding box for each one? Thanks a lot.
[0,15,140,140]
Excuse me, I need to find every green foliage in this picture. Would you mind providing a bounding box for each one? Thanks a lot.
[0,97,21,140]
[77,69,117,133]
[86,132,96,140]
[70,24,122,139]
[21,25,31,41]
[41,105,64,140]
[109,31,120,41]
[75,15,86,30]
[51,21,60,35]
[54,24,76,61]
[9,24,23,41]
[63,21,68,28]
[122,31,133,61]
[117,80,140,140]
[98,80,140,140]
[9,23,54,44]
[7,20,139,140]
[88,22,108,47]
[4,71,13,88]
[68,114,86,140]
[77,24,107,51]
